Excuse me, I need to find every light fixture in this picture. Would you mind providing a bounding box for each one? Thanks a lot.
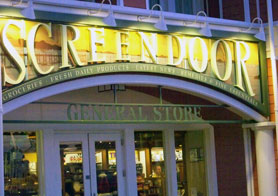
[88,0,117,27]
[20,0,35,20]
[138,4,167,31]
[195,11,212,37]
[242,17,265,41]
[12,0,36,19]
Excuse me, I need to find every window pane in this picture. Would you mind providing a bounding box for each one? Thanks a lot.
[176,0,193,14]
[175,131,206,196]
[135,131,166,196]
[176,0,207,15]
[4,132,39,196]
[149,0,160,10]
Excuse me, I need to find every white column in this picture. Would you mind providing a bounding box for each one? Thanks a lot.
[123,128,137,196]
[249,122,277,196]
[42,130,59,196]
[163,129,178,196]
[37,131,45,196]
[204,127,219,196]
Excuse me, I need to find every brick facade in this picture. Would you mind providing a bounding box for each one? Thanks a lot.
[214,124,247,196]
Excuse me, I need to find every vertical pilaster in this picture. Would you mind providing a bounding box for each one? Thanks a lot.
[255,128,277,196]
[42,130,59,196]
[244,122,277,196]
[123,128,137,195]
[163,129,178,196]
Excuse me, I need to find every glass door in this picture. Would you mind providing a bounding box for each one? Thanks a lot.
[55,133,124,196]
[56,134,91,196]
[89,133,124,196]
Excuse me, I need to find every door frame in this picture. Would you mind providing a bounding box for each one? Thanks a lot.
[89,133,125,196]
[53,131,125,196]
[54,133,91,196]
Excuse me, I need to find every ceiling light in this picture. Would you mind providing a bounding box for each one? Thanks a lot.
[195,11,212,37]
[20,0,35,20]
[242,17,266,41]
[88,0,117,27]
[138,4,168,31]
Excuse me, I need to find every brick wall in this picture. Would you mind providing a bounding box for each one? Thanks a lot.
[259,0,278,22]
[250,0,258,20]
[220,0,245,20]
[124,0,146,9]
[214,124,248,196]
[267,59,275,121]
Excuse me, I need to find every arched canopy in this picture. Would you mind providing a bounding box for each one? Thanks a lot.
[3,74,266,122]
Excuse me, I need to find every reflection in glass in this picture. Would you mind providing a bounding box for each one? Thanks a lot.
[60,142,84,196]
[4,132,39,196]
[175,131,206,196]
[135,131,166,196]
[95,141,118,196]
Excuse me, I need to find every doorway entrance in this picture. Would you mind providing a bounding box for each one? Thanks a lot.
[55,133,124,196]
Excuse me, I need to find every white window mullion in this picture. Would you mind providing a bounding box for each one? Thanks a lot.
[146,0,150,9]
[256,0,260,18]
[118,0,124,7]
[219,0,223,18]
[168,0,176,12]
[243,0,251,22]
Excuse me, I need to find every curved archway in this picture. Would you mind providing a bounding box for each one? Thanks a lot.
[3,74,266,122]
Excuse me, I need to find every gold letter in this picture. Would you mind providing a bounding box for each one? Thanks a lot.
[27,23,54,75]
[88,28,105,63]
[211,40,232,81]
[167,35,185,66]
[188,37,208,73]
[235,41,255,96]
[116,31,130,61]
[2,20,26,85]
[60,25,85,69]
[138,32,157,63]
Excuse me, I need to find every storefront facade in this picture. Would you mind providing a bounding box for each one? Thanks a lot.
[0,0,277,196]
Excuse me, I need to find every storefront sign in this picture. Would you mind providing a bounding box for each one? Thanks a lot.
[67,103,202,122]
[0,19,267,114]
